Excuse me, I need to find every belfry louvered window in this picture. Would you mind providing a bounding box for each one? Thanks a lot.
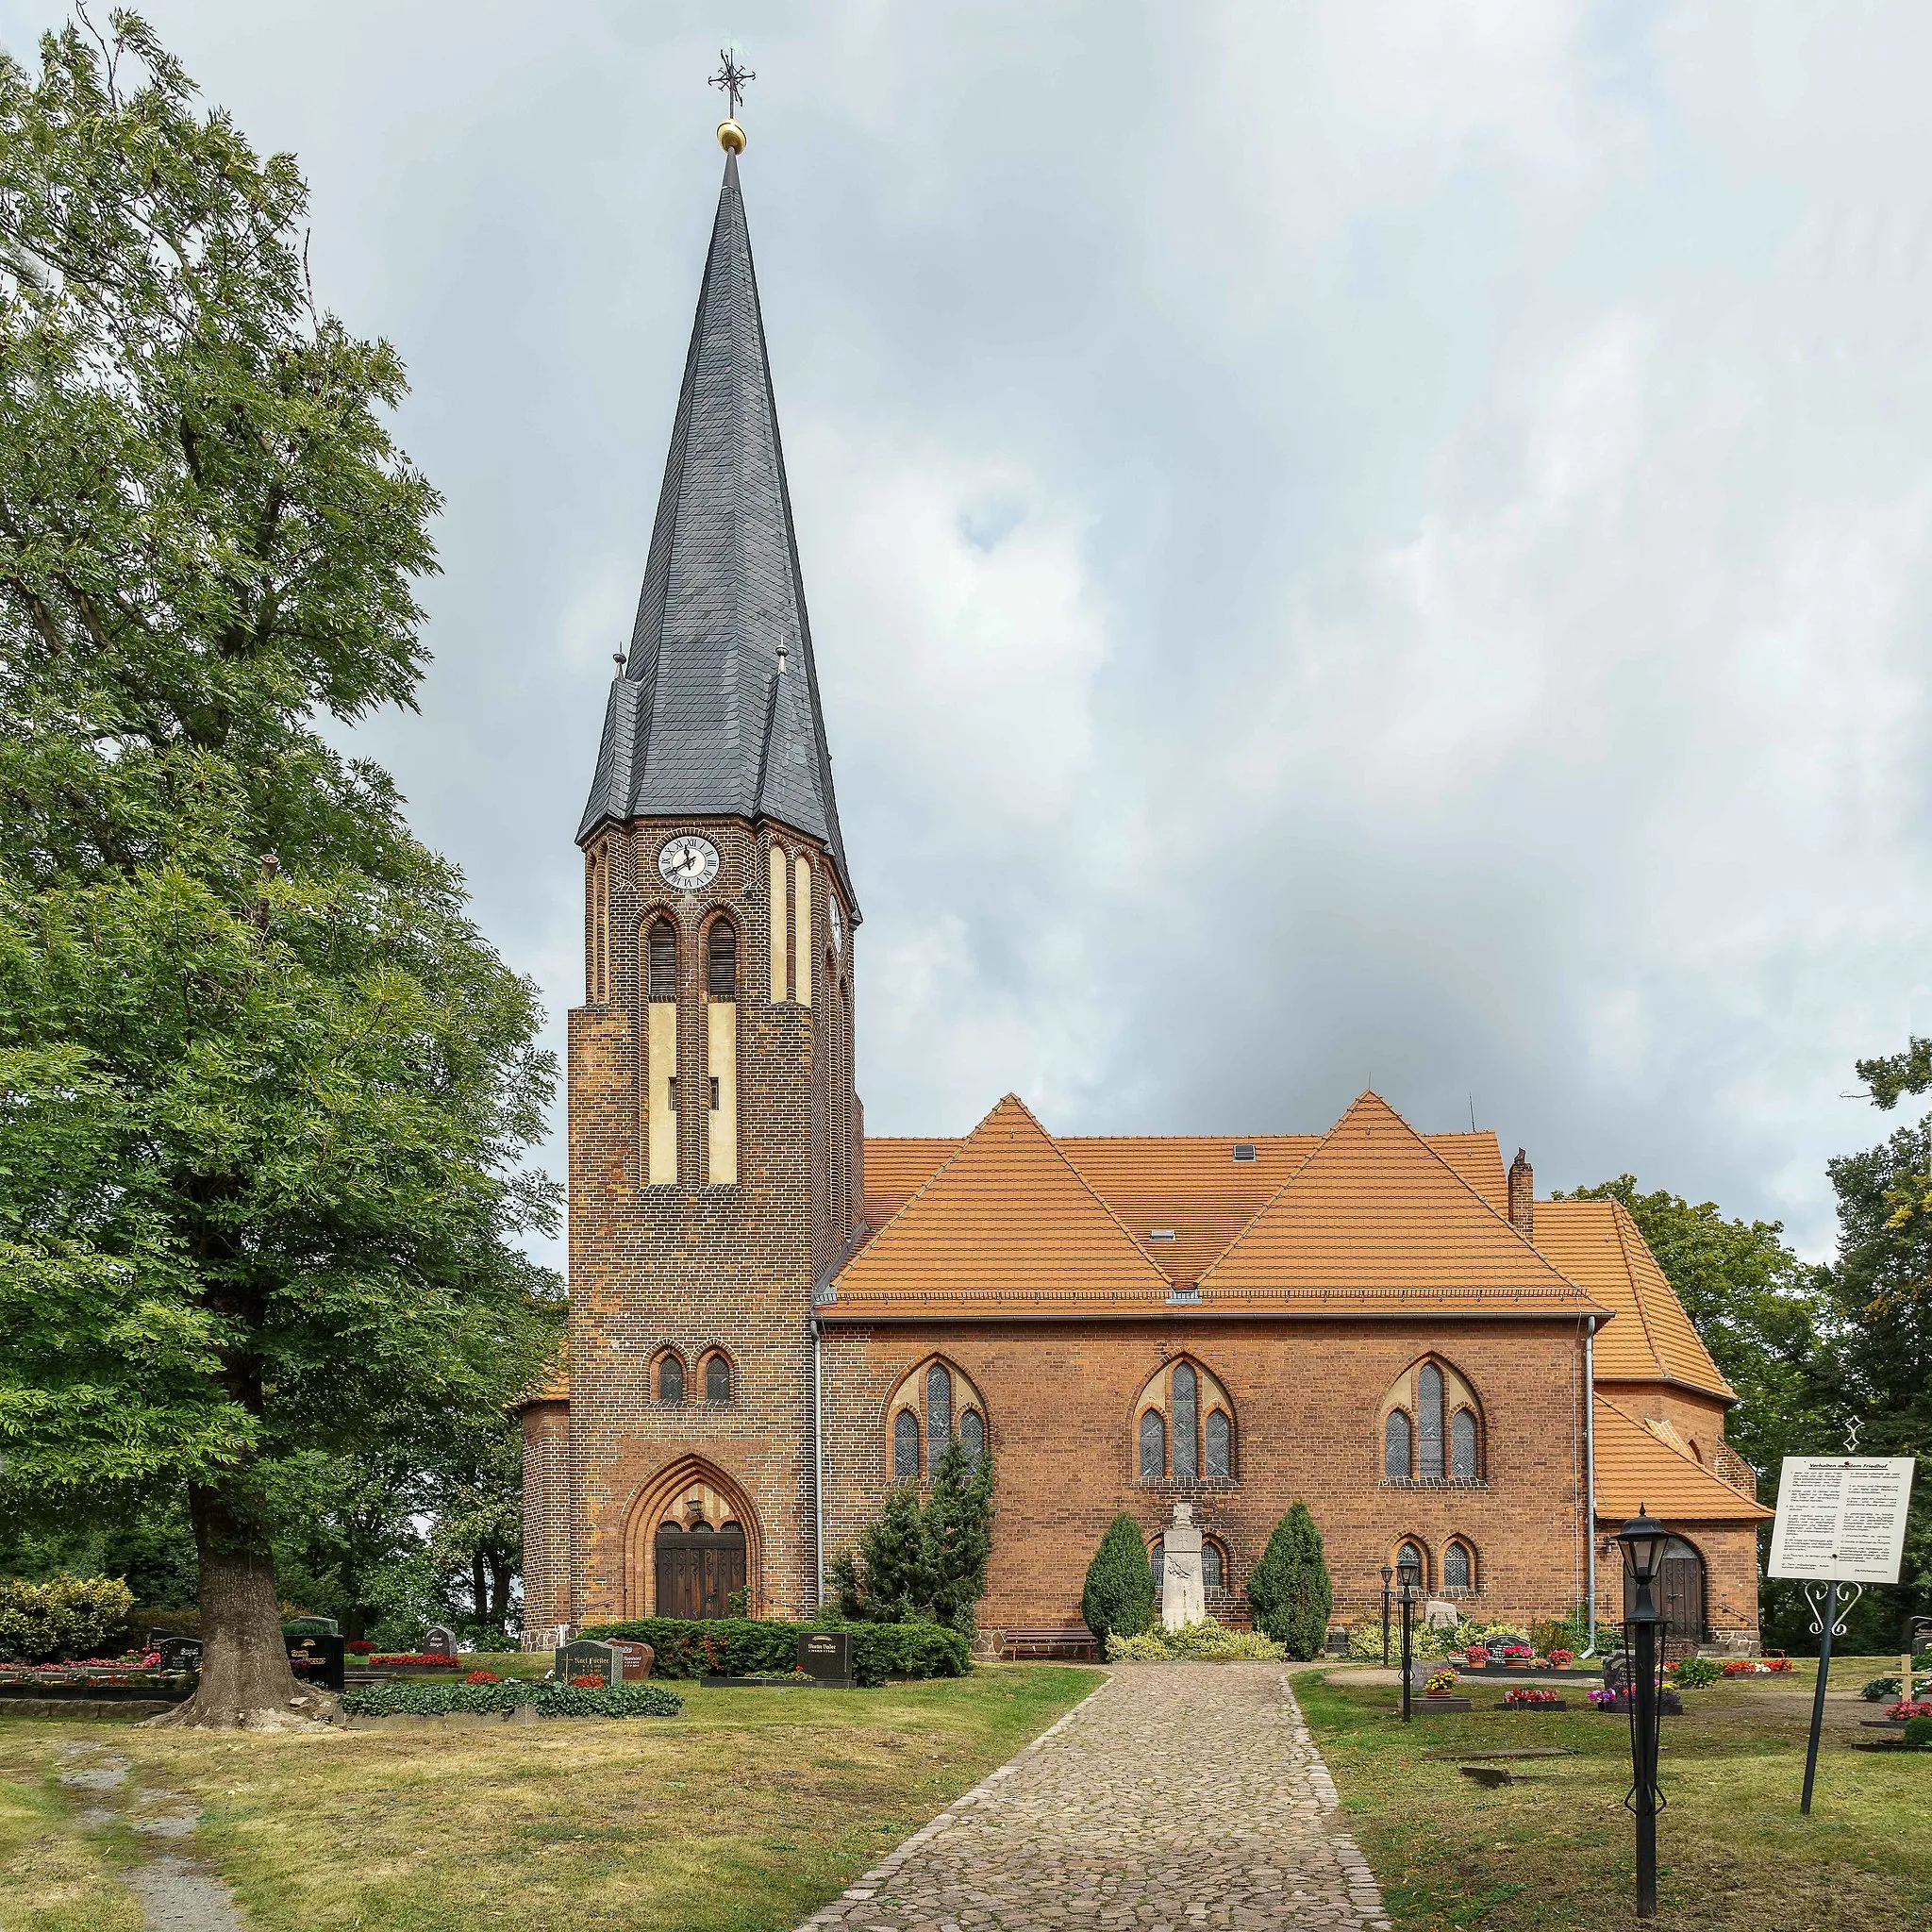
[1139,1409,1165,1481]
[1171,1363,1198,1481]
[1451,1408,1478,1481]
[893,1409,919,1480]
[1418,1363,1445,1481]
[925,1363,952,1462]
[648,918,677,1001]
[1385,1409,1412,1481]
[708,920,737,997]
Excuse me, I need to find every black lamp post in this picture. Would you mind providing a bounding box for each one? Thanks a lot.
[1381,1564,1393,1667]
[1396,1547,1423,1723]
[1616,1505,1669,1920]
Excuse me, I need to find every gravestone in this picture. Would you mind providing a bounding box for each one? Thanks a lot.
[1424,1598,1460,1631]
[282,1615,339,1638]
[796,1631,853,1688]
[556,1638,621,1688]
[1160,1502,1206,1632]
[608,1640,656,1682]
[157,1637,203,1674]
[423,1624,458,1658]
[1324,1627,1351,1657]
[287,1631,345,1691]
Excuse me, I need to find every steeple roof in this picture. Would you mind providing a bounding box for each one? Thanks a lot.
[578,152,852,905]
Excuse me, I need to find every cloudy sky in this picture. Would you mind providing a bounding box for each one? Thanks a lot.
[11,1,1929,1266]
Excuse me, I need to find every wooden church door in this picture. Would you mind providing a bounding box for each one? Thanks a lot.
[655,1521,747,1619]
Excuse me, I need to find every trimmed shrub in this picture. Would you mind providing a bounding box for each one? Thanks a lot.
[1081,1513,1156,1648]
[0,1574,136,1662]
[576,1618,969,1687]
[340,1677,681,1719]
[1247,1504,1333,1659]
[1107,1618,1285,1662]
[1903,1715,1932,1751]
[1669,1657,1721,1689]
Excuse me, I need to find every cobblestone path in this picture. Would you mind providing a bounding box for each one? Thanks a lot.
[798,1664,1391,1931]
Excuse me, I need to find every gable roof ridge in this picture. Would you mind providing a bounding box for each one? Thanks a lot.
[1191,1098,1355,1285]
[849,1091,1015,1255]
[1606,1196,1668,1376]
[1036,1111,1193,1290]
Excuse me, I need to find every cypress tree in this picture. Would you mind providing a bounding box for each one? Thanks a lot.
[1081,1512,1157,1644]
[1248,1503,1333,1658]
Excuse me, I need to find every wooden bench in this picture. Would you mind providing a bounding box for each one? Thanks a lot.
[1002,1624,1098,1661]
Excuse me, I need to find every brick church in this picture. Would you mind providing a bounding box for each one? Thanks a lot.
[518,134,1771,1654]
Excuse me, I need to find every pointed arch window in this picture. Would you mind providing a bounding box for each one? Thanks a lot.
[1139,1409,1166,1482]
[959,1408,985,1469]
[1384,1410,1412,1481]
[925,1363,952,1462]
[647,917,677,1002]
[657,1354,684,1405]
[1396,1541,1427,1590]
[1206,1410,1232,1480]
[705,1354,732,1403]
[707,920,738,997]
[892,1409,919,1481]
[1450,1408,1478,1482]
[1171,1363,1199,1481]
[1417,1363,1445,1481]
[883,1357,989,1483]
[1202,1541,1225,1591]
[1443,1541,1474,1591]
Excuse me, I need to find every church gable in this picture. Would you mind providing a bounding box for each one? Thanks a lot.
[826,1094,1173,1313]
[1195,1091,1600,1312]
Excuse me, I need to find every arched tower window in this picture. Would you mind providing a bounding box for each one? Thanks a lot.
[705,1354,732,1403]
[1139,1409,1166,1482]
[647,917,677,1002]
[656,1353,685,1405]
[1443,1540,1474,1591]
[708,919,738,996]
[1384,1409,1412,1481]
[1450,1407,1478,1482]
[1418,1362,1445,1480]
[892,1409,919,1480]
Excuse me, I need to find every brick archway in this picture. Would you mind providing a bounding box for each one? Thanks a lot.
[623,1456,763,1619]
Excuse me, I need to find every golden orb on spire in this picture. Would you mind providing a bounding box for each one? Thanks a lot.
[717,118,746,154]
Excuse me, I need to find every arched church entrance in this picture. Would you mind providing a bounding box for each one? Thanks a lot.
[624,1458,760,1620]
[1623,1534,1707,1647]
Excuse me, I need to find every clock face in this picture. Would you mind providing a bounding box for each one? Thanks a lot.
[658,835,720,891]
[829,898,845,950]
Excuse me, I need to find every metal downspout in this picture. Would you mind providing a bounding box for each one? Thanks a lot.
[1584,1320,1599,1657]
[812,1316,824,1609]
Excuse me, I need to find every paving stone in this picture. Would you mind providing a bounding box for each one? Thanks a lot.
[798,1666,1388,1931]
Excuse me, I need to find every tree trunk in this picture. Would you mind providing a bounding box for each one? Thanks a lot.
[489,1555,512,1626]
[151,1479,324,1727]
[473,1552,489,1622]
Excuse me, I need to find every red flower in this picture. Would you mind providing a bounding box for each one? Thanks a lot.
[465,1669,501,1684]
[569,1674,605,1689]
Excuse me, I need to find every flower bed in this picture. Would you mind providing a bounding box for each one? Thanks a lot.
[1667,1657,1721,1689]
[1724,1657,1795,1678]
[1591,1686,1684,1715]
[578,1617,969,1687]
[369,1653,460,1668]
[1504,1687,1563,1707]
[339,1678,682,1720]
[1885,1699,1932,1722]
[1108,1620,1287,1663]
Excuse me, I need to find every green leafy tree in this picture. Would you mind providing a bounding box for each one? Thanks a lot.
[0,16,558,1724]
[1248,1503,1332,1658]
[1080,1512,1155,1646]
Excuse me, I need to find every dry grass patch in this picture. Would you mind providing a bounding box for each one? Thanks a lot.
[1299,1658,1932,1932]
[0,1663,1099,1932]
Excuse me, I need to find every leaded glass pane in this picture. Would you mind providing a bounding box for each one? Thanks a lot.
[1203,1543,1224,1590]
[1450,1407,1477,1481]
[1172,1364,1198,1481]
[1150,1539,1164,1586]
[658,1355,684,1405]
[926,1363,952,1459]
[707,1355,731,1402]
[1206,1409,1231,1479]
[1384,1410,1411,1480]
[893,1409,919,1480]
[1399,1541,1425,1588]
[1139,1408,1165,1481]
[1418,1364,1444,1480]
[959,1409,984,1468]
[1444,1542,1471,1590]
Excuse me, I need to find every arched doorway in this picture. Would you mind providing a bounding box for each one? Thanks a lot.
[655,1518,747,1619]
[1623,1534,1706,1646]
[624,1458,761,1619]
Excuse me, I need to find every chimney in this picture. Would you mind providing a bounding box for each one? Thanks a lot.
[1507,1148,1534,1241]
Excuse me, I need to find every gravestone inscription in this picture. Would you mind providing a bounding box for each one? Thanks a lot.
[423,1624,459,1658]
[157,1637,203,1674]
[608,1640,656,1682]
[288,1632,345,1691]
[796,1631,853,1688]
[556,1639,622,1688]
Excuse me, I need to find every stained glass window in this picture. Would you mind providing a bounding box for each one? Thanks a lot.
[1203,1542,1224,1590]
[1206,1409,1232,1479]
[1150,1538,1164,1586]
[1444,1542,1471,1590]
[1418,1364,1445,1481]
[925,1363,952,1461]
[1385,1410,1412,1481]
[1450,1407,1477,1481]
[1140,1408,1165,1481]
[959,1409,985,1468]
[658,1355,684,1405]
[893,1409,919,1480]
[1172,1363,1198,1481]
[1398,1541,1426,1588]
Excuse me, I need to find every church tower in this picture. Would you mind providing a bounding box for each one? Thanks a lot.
[521,132,862,1637]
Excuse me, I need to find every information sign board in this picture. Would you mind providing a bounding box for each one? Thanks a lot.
[1768,1456,1915,1583]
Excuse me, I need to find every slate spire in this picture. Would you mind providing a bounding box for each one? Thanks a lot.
[578,150,852,907]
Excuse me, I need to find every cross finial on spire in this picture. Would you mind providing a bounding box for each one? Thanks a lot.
[710,47,754,119]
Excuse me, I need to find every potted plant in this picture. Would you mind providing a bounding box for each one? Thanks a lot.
[1502,1642,1535,1669]
[1424,1668,1461,1698]
[1464,1644,1491,1669]
[1547,1647,1574,1669]
[1505,1686,1565,1709]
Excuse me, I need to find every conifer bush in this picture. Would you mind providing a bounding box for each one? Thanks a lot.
[1081,1512,1156,1646]
[1247,1503,1333,1659]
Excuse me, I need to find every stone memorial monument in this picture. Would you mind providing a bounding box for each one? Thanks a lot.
[423,1624,458,1658]
[1161,1502,1206,1631]
[608,1640,656,1682]
[556,1638,622,1688]
[796,1631,853,1688]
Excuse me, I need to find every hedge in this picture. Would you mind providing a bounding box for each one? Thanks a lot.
[339,1678,682,1719]
[577,1617,970,1686]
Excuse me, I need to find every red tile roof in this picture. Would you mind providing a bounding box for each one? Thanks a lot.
[1592,1394,1772,1521]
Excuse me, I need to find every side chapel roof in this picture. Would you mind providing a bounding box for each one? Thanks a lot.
[1592,1394,1772,1521]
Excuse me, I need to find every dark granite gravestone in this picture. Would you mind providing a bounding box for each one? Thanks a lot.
[287,1632,345,1691]
[608,1640,656,1682]
[1325,1628,1351,1657]
[796,1631,853,1688]
[556,1639,621,1688]
[423,1624,458,1658]
[157,1637,203,1674]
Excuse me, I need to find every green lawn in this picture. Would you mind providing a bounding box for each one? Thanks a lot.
[1297,1660,1931,1931]
[0,1663,1100,1932]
